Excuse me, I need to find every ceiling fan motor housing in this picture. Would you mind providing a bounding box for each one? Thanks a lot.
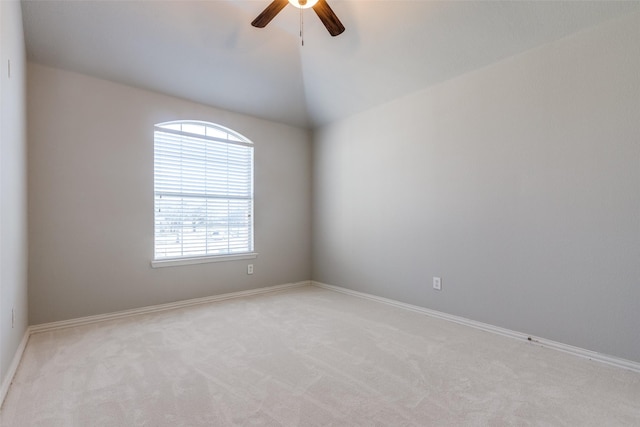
[252,0,345,36]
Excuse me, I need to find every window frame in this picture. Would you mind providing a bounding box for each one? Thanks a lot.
[151,120,258,268]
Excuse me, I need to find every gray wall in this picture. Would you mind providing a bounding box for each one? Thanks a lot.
[28,63,312,325]
[0,0,29,383]
[312,12,640,362]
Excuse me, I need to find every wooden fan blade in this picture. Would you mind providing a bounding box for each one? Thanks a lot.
[312,0,345,36]
[251,0,289,28]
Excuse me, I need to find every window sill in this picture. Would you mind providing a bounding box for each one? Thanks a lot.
[151,252,258,268]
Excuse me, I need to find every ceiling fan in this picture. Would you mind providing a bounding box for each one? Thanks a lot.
[251,0,345,37]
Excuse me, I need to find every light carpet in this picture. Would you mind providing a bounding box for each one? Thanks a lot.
[1,286,639,426]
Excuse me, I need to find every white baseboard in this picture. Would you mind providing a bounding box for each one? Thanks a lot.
[31,281,311,334]
[0,330,30,410]
[311,281,640,373]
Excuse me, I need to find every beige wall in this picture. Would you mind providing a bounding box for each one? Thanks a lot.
[313,12,640,362]
[0,0,29,383]
[28,63,312,324]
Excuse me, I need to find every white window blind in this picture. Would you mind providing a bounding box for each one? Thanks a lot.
[154,121,254,261]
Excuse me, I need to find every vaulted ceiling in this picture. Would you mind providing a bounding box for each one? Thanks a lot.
[21,1,639,129]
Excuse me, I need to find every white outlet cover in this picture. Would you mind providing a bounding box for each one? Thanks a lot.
[433,277,442,290]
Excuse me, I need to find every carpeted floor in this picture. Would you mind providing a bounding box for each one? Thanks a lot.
[1,285,639,426]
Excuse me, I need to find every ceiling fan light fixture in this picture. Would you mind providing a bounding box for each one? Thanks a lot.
[252,0,345,37]
[288,0,319,9]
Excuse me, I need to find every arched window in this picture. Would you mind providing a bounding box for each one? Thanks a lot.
[153,121,254,265]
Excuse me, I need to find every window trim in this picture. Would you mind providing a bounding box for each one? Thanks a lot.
[151,252,259,269]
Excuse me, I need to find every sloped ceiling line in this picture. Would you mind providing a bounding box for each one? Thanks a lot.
[21,0,640,129]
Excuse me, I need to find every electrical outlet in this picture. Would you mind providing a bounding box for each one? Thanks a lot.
[433,277,442,291]
[247,264,254,275]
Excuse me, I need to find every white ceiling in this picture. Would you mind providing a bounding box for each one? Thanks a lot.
[21,0,640,129]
